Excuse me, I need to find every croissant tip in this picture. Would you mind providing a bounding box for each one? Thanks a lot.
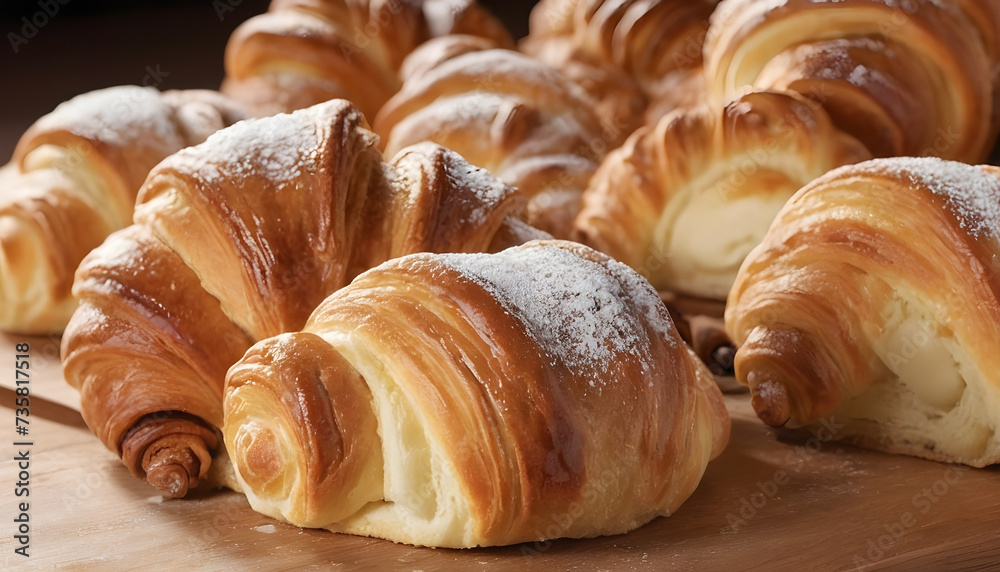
[751,378,791,427]
[146,463,192,499]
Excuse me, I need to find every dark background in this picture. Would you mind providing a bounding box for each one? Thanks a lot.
[0,0,533,160]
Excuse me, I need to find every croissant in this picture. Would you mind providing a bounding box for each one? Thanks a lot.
[519,31,648,139]
[222,0,512,119]
[704,0,998,162]
[61,99,543,498]
[726,157,1000,467]
[374,44,606,237]
[574,90,871,300]
[521,0,721,130]
[395,33,499,83]
[0,86,248,334]
[955,0,1000,131]
[224,239,730,547]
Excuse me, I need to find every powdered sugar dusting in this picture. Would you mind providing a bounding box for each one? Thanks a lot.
[190,106,321,184]
[859,157,1000,238]
[441,151,510,219]
[437,243,677,387]
[601,257,676,343]
[34,86,178,149]
[393,142,513,224]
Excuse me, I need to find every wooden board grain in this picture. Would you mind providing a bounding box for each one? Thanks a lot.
[1,336,998,571]
[0,334,79,412]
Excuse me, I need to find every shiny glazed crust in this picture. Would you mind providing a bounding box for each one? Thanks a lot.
[727,157,1000,467]
[375,45,606,238]
[61,99,539,498]
[705,0,997,161]
[574,90,870,299]
[521,0,722,130]
[0,86,248,334]
[222,0,513,119]
[224,240,730,547]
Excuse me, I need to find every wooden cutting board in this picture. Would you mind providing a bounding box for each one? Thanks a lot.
[1,334,998,571]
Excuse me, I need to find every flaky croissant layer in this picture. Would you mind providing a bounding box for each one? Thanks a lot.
[521,0,722,132]
[222,0,513,118]
[224,240,730,547]
[574,90,870,300]
[705,0,998,162]
[0,86,248,334]
[375,43,606,238]
[727,157,1000,467]
[62,99,545,498]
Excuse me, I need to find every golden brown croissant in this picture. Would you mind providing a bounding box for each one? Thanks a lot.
[224,239,730,547]
[395,33,499,82]
[574,90,870,300]
[61,99,545,498]
[222,0,512,119]
[374,44,606,237]
[519,32,647,139]
[704,0,998,161]
[0,86,248,334]
[726,157,1000,467]
[521,0,721,130]
[955,0,1000,131]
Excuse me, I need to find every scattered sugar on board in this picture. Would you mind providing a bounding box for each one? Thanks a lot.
[438,244,676,386]
[860,157,1000,238]
[253,524,277,534]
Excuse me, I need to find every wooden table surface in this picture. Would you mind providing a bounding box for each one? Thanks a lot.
[1,334,998,571]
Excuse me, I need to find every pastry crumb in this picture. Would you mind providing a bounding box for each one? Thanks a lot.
[253,524,277,534]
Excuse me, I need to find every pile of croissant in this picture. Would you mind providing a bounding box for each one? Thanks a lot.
[5,0,1000,549]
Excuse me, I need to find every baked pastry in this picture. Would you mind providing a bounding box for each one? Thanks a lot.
[726,157,1000,467]
[61,99,544,498]
[224,239,730,547]
[705,0,998,161]
[0,86,248,334]
[574,90,870,300]
[520,31,647,140]
[374,44,605,237]
[395,33,499,83]
[643,67,708,126]
[521,0,721,131]
[222,0,512,119]
[955,0,1000,132]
